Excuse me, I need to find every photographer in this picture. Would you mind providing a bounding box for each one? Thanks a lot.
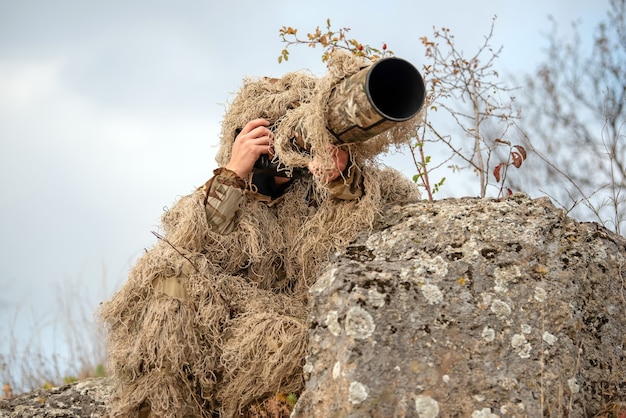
[99,52,420,417]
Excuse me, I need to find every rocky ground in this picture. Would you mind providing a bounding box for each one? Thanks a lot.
[0,378,111,417]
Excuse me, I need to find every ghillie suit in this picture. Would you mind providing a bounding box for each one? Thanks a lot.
[99,51,421,417]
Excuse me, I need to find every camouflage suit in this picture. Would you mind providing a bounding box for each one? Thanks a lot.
[100,51,421,417]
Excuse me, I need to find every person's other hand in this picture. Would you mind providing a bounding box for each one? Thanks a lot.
[308,145,349,184]
[225,118,272,179]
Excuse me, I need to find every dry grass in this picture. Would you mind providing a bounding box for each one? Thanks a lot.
[0,275,111,397]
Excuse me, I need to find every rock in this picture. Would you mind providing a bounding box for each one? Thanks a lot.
[293,194,626,417]
[0,378,112,418]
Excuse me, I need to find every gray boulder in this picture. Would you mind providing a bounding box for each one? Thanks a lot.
[293,194,626,417]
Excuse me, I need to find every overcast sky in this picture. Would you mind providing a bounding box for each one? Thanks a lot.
[0,0,608,380]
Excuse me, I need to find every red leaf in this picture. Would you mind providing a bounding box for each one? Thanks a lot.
[513,145,527,160]
[507,187,513,196]
[511,152,523,168]
[494,163,503,182]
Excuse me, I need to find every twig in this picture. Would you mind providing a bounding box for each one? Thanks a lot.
[410,142,433,201]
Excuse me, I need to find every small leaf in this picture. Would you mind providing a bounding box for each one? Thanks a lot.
[286,393,298,408]
[494,163,503,182]
[513,145,527,160]
[511,151,523,168]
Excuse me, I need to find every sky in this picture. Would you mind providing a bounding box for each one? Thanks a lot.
[0,0,608,385]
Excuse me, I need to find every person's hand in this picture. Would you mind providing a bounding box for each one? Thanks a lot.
[308,145,349,184]
[225,118,272,179]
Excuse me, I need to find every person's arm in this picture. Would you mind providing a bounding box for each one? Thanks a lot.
[203,118,273,234]
[202,168,246,234]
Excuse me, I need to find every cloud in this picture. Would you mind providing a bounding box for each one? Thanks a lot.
[0,57,220,319]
